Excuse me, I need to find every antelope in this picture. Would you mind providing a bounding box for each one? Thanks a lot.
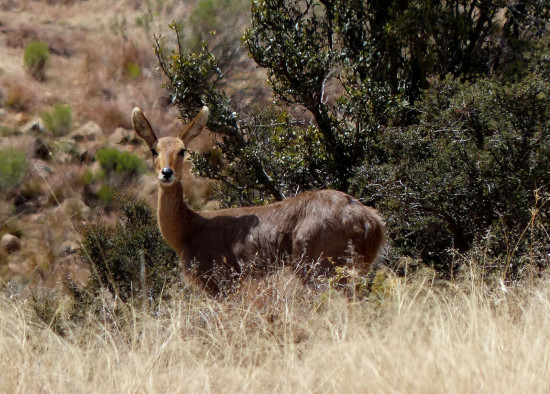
[132,106,385,294]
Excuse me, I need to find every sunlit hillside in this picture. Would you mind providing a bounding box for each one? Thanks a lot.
[0,0,262,286]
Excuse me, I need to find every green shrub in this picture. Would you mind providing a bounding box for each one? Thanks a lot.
[97,185,114,204]
[42,103,72,137]
[82,169,94,186]
[96,147,146,179]
[358,62,550,275]
[84,148,145,208]
[125,61,141,79]
[78,195,181,305]
[0,148,28,192]
[23,40,50,81]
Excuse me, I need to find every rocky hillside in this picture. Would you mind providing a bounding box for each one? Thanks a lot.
[0,0,258,290]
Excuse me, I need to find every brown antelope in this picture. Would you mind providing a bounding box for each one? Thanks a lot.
[132,106,385,294]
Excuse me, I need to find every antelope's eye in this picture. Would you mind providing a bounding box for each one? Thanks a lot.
[150,148,158,157]
[178,148,186,157]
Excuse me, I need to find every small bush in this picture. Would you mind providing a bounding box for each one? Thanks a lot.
[97,185,114,204]
[23,40,50,80]
[83,148,145,208]
[78,195,181,306]
[96,147,146,179]
[125,61,141,79]
[82,169,94,186]
[42,103,72,137]
[0,148,28,192]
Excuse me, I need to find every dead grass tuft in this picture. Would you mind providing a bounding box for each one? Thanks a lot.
[80,99,132,132]
[1,78,37,111]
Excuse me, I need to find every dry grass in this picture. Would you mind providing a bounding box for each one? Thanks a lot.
[1,78,36,112]
[4,22,76,57]
[1,268,549,393]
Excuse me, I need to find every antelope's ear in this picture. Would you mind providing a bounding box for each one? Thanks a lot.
[179,106,209,145]
[132,107,157,148]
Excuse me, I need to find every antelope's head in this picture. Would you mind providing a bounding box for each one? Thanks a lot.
[132,106,209,187]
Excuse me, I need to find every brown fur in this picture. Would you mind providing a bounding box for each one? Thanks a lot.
[132,107,385,293]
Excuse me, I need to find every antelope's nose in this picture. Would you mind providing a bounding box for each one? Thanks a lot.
[161,168,174,179]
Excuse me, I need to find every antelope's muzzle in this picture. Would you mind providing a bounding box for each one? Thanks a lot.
[159,167,174,184]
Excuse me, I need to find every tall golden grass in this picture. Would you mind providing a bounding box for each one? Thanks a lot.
[1,266,549,393]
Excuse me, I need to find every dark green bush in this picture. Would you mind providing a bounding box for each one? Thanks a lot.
[0,148,28,192]
[158,1,549,206]
[79,195,181,305]
[42,103,72,137]
[357,55,550,274]
[24,40,50,81]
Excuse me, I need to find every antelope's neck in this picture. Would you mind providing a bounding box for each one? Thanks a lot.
[157,182,196,254]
